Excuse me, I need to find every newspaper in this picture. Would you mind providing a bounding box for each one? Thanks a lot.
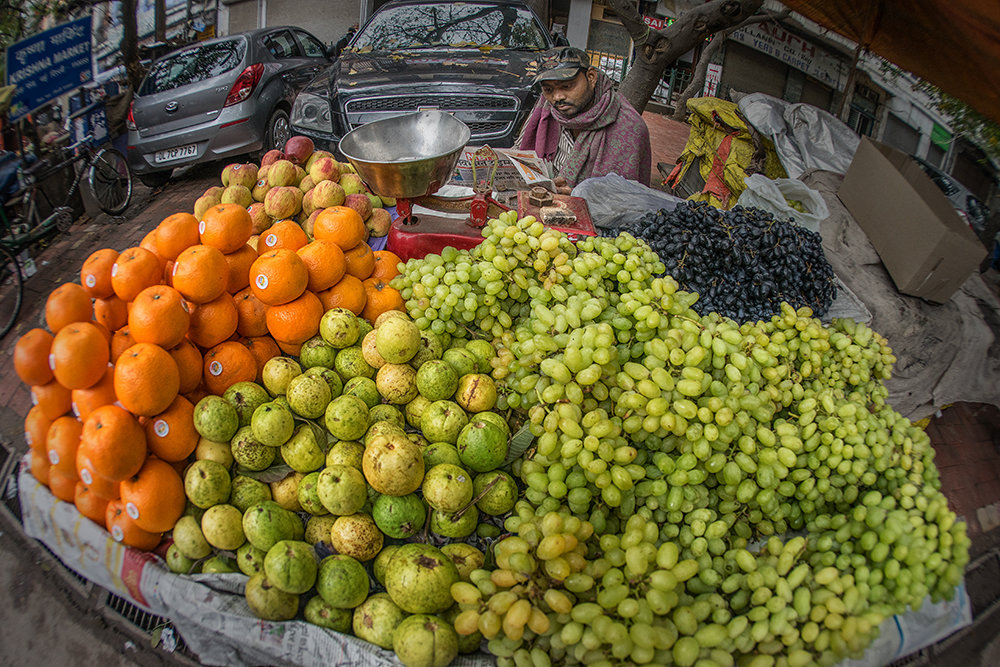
[16,457,970,667]
[449,146,554,193]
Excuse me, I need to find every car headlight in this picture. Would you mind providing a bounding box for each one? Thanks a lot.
[291,92,333,134]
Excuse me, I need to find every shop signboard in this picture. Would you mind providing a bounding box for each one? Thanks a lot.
[730,23,847,91]
[4,17,93,121]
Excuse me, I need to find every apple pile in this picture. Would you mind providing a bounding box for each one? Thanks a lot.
[194,135,395,239]
[167,308,514,666]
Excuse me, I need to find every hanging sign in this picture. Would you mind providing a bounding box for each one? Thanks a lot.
[5,17,93,121]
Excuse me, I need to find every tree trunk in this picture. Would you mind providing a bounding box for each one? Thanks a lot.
[155,0,166,41]
[605,0,764,114]
[122,0,143,92]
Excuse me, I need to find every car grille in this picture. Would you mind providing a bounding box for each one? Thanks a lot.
[345,94,521,142]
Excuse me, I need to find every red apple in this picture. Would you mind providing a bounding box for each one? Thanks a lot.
[261,149,285,167]
[283,136,315,165]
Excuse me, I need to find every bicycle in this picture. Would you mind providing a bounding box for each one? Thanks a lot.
[0,131,133,337]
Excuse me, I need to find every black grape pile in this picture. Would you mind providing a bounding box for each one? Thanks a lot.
[618,201,837,322]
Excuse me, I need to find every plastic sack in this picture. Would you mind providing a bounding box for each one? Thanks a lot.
[736,174,829,232]
[571,172,685,230]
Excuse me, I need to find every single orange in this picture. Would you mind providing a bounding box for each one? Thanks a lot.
[223,244,258,294]
[31,380,72,420]
[266,290,324,346]
[144,395,199,462]
[313,206,366,250]
[275,339,302,356]
[14,328,54,386]
[80,248,120,299]
[49,322,110,390]
[114,343,180,417]
[343,241,375,279]
[45,282,93,333]
[259,219,309,253]
[234,287,269,337]
[371,250,403,282]
[29,448,50,487]
[156,212,201,260]
[317,274,367,315]
[297,239,347,292]
[168,338,204,395]
[199,203,254,253]
[128,284,190,349]
[249,248,309,306]
[119,457,186,533]
[48,466,78,502]
[171,244,229,304]
[71,366,116,421]
[74,481,110,525]
[93,295,129,332]
[24,404,52,455]
[45,415,83,476]
[202,340,258,395]
[106,499,162,551]
[111,247,164,302]
[80,404,147,482]
[76,447,121,500]
[187,292,239,349]
[110,325,136,363]
[361,278,405,323]
[140,229,168,274]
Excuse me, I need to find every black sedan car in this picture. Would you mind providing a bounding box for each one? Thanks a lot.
[127,27,333,187]
[289,0,554,153]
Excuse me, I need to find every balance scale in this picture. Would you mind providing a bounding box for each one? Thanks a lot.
[339,111,596,262]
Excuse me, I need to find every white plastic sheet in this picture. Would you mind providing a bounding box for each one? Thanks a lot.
[737,174,830,233]
[571,173,686,230]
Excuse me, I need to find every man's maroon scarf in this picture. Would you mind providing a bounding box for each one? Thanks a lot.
[519,71,651,187]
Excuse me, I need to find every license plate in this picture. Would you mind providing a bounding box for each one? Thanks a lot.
[154,143,198,163]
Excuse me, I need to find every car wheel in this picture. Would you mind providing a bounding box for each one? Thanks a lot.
[138,171,172,189]
[265,109,291,152]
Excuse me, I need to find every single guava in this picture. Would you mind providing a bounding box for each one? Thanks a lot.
[330,513,383,561]
[171,514,212,560]
[334,346,375,381]
[472,470,517,515]
[297,471,328,515]
[415,359,459,402]
[304,514,338,547]
[430,506,478,539]
[343,376,380,408]
[194,437,234,468]
[440,543,485,582]
[245,572,298,621]
[261,356,302,396]
[369,403,405,428]
[270,472,304,512]
[316,464,368,515]
[303,366,343,399]
[420,400,468,445]
[422,442,463,469]
[393,614,458,667]
[200,504,246,551]
[375,317,421,364]
[372,493,426,539]
[376,363,419,404]
[201,556,239,574]
[285,374,332,420]
[236,542,267,576]
[326,440,365,469]
[373,544,400,586]
[442,347,478,378]
[456,419,507,472]
[281,424,326,473]
[454,373,498,413]
[324,395,370,441]
[320,308,361,349]
[364,420,408,448]
[421,463,473,514]
[362,433,424,496]
[384,543,459,614]
[230,426,276,471]
[193,395,239,443]
[242,500,299,551]
[352,592,406,649]
[316,554,369,608]
[166,543,198,574]
[251,401,296,447]
[264,539,318,594]
[228,474,272,513]
[405,395,432,429]
[409,330,444,368]
[184,459,232,509]
[473,411,510,441]
[299,335,338,369]
[464,339,495,373]
[304,595,352,632]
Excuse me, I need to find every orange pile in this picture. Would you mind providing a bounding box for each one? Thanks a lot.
[12,202,404,552]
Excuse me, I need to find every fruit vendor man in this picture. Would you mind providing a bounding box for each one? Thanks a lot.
[519,46,651,194]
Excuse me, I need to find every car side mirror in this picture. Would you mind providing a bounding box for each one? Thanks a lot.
[552,32,570,47]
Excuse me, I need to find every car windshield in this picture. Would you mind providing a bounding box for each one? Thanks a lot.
[139,39,247,95]
[351,3,549,51]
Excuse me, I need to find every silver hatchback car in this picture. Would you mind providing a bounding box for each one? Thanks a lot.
[126,27,333,187]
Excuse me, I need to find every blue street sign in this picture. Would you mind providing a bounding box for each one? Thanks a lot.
[5,17,93,121]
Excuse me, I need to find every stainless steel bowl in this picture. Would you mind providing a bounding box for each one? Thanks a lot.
[338,110,472,199]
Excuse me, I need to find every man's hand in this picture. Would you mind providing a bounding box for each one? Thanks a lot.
[553,176,572,195]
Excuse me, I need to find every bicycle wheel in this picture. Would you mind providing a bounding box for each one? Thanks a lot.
[88,148,133,215]
[0,244,24,338]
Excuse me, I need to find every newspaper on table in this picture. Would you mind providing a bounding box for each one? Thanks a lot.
[16,457,971,667]
[449,146,554,194]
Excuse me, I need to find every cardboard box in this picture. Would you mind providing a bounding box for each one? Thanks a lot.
[838,137,987,303]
